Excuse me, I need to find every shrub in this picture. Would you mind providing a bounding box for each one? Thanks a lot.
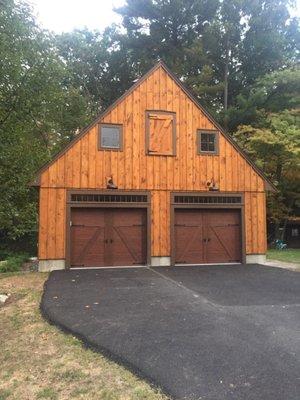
[0,254,29,273]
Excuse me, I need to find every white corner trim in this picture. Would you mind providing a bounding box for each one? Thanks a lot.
[151,257,171,267]
[246,254,266,265]
[39,259,65,272]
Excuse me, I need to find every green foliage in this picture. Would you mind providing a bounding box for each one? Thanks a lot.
[0,0,90,245]
[233,109,300,223]
[55,27,137,113]
[226,67,300,130]
[0,253,29,273]
[114,0,299,116]
[240,0,300,85]
[114,0,221,112]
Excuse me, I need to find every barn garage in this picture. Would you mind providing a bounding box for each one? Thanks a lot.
[32,61,275,271]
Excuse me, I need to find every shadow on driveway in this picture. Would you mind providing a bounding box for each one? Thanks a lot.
[41,265,300,400]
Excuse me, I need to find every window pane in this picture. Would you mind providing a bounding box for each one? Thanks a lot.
[208,134,215,143]
[201,133,208,142]
[101,126,120,148]
[201,142,209,151]
[200,132,216,153]
[208,143,215,151]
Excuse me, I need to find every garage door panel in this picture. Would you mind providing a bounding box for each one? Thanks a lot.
[206,226,240,263]
[72,208,105,226]
[175,209,203,226]
[204,210,241,227]
[71,226,105,267]
[70,208,147,267]
[111,208,145,225]
[205,210,241,263]
[175,210,205,264]
[175,226,204,264]
[174,209,242,264]
[110,209,147,266]
[111,226,146,266]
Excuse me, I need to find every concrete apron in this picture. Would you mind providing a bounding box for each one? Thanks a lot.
[39,255,266,271]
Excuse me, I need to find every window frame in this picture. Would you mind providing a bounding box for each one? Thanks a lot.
[98,123,123,151]
[197,129,219,155]
[145,110,176,156]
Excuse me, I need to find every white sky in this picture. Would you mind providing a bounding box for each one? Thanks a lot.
[30,0,300,33]
[30,0,126,33]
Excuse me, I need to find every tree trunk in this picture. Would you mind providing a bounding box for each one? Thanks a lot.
[275,160,283,182]
[274,221,281,241]
[281,218,288,241]
[223,34,230,131]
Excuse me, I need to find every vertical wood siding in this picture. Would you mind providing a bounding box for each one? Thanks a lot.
[39,188,66,259]
[39,66,267,260]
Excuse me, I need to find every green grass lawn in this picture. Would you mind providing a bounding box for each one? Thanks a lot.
[267,249,300,264]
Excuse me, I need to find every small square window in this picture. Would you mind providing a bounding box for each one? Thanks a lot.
[99,124,123,150]
[197,130,219,155]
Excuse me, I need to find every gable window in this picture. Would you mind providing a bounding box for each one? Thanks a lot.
[197,130,219,155]
[146,111,176,156]
[99,124,123,150]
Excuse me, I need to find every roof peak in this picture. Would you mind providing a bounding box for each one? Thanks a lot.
[31,60,275,191]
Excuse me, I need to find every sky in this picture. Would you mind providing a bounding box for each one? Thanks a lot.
[30,0,126,33]
[30,0,300,33]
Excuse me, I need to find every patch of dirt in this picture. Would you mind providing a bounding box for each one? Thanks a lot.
[0,272,47,292]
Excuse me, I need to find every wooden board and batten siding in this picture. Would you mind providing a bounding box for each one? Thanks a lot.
[36,61,271,266]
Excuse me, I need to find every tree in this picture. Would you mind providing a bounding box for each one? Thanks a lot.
[202,0,246,127]
[116,0,218,68]
[115,0,220,112]
[231,67,300,235]
[226,67,300,130]
[55,27,137,115]
[240,0,300,85]
[233,109,300,238]
[114,0,299,123]
[0,0,88,250]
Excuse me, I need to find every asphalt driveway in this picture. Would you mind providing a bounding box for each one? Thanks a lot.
[41,265,300,400]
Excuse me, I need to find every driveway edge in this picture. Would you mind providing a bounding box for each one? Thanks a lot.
[39,273,172,399]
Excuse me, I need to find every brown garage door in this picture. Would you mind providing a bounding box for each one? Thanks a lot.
[175,209,242,264]
[70,208,147,267]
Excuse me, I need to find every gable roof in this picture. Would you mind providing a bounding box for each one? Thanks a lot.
[31,61,276,191]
